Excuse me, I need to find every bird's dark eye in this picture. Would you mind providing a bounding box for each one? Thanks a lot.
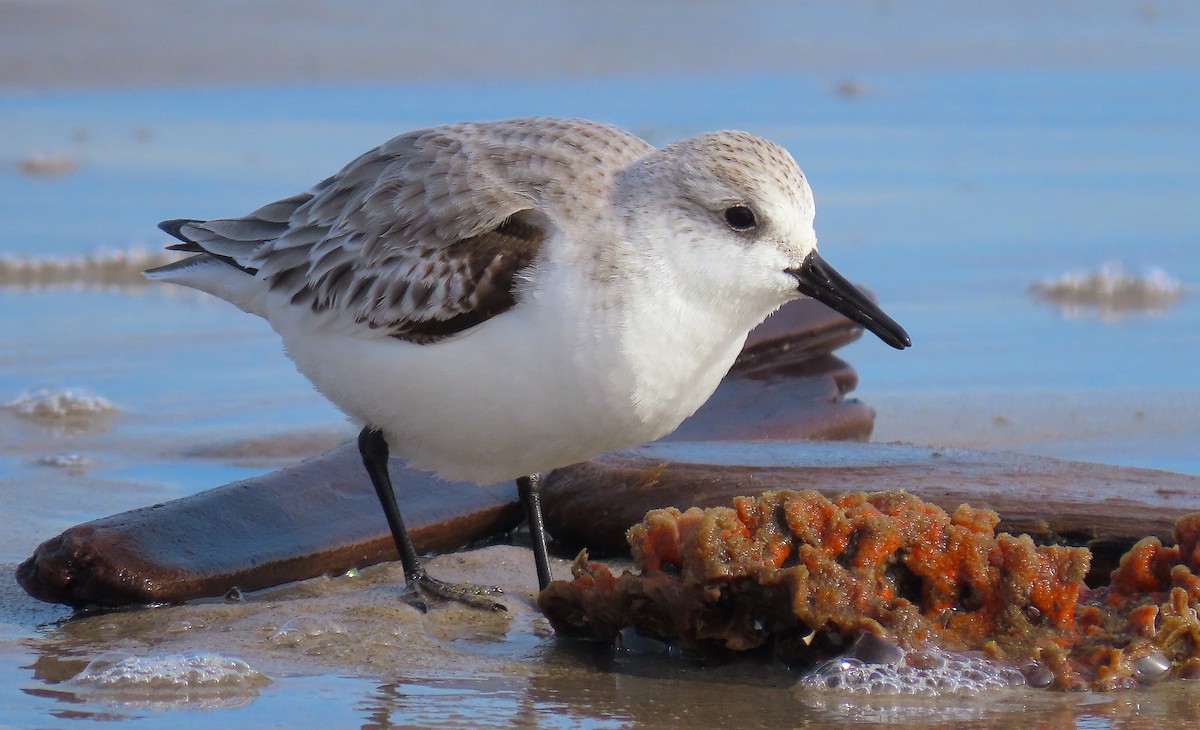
[723,205,757,232]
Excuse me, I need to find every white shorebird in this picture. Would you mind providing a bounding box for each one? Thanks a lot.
[148,117,910,608]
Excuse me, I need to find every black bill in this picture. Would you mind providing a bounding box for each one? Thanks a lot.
[788,251,911,350]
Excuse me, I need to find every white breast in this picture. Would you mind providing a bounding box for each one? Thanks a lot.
[265,248,773,484]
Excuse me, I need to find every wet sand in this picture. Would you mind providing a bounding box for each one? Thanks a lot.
[9,545,1200,728]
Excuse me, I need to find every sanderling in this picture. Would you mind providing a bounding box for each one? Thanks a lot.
[147,117,910,608]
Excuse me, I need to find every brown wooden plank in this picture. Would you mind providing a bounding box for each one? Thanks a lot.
[541,441,1200,561]
[16,443,522,607]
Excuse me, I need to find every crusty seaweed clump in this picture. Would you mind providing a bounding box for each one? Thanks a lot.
[1064,512,1200,690]
[540,489,1200,690]
[539,490,1088,673]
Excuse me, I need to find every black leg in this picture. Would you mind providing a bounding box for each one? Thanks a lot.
[517,474,553,590]
[357,426,504,611]
[358,426,426,582]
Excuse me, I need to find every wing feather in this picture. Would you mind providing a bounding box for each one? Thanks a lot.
[158,118,653,342]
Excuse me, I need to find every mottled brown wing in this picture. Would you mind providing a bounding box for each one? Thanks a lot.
[344,213,544,344]
[164,118,650,342]
[254,125,552,341]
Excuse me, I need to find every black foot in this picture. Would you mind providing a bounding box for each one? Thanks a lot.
[358,426,506,613]
[406,570,506,613]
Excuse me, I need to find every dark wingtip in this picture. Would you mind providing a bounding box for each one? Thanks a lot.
[158,218,201,243]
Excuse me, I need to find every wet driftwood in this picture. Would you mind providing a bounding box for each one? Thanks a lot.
[16,444,522,607]
[18,298,866,607]
[539,441,1200,582]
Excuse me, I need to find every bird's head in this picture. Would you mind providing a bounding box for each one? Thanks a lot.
[615,130,910,349]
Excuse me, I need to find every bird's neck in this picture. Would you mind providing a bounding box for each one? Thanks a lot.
[609,272,777,430]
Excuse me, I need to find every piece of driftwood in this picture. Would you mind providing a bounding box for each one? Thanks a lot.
[539,440,1200,582]
[16,444,523,607]
[18,298,867,607]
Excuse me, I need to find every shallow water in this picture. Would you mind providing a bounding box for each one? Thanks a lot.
[8,547,1200,729]
[3,4,1200,726]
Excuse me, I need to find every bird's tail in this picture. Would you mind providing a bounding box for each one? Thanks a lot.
[144,192,313,316]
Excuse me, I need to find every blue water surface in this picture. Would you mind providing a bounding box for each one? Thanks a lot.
[2,62,1199,730]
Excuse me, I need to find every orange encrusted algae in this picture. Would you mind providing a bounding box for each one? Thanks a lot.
[540,490,1089,669]
[1070,510,1200,689]
[1175,512,1200,566]
[1108,537,1177,597]
[538,491,1200,691]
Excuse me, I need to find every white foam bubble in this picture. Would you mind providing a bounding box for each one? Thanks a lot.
[74,652,266,694]
[1030,263,1184,317]
[69,651,269,710]
[269,615,350,652]
[799,645,1025,696]
[0,245,180,289]
[5,387,117,420]
[74,651,266,688]
[37,452,92,469]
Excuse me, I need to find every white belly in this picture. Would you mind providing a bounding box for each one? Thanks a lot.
[266,268,771,484]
